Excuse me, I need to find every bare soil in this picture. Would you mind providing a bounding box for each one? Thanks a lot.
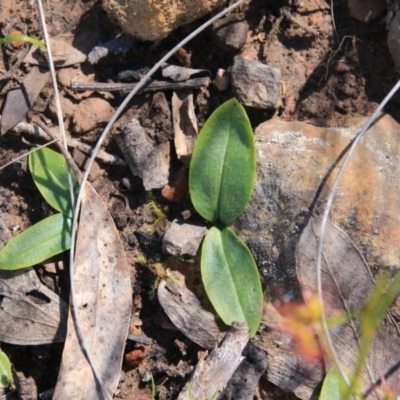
[1,0,399,399]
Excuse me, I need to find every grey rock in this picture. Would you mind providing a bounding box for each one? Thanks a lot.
[234,114,400,300]
[116,120,170,191]
[230,57,281,110]
[348,0,386,23]
[212,15,249,52]
[388,12,400,73]
[162,219,206,256]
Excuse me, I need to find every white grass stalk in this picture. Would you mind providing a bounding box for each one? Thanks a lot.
[68,0,245,396]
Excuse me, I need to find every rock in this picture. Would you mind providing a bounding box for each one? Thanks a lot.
[230,57,281,110]
[211,15,249,52]
[141,92,172,144]
[102,0,229,41]
[116,120,170,191]
[72,97,114,134]
[234,114,400,296]
[348,0,386,23]
[162,219,206,256]
[388,13,400,73]
[213,68,230,91]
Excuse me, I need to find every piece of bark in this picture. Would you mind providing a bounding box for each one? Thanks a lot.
[219,343,268,400]
[178,322,249,400]
[158,280,221,349]
[172,90,198,165]
[1,66,49,134]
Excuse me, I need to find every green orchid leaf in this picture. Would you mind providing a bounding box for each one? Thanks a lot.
[0,349,12,388]
[189,98,256,225]
[201,226,263,337]
[0,213,72,270]
[29,147,79,217]
[320,366,353,400]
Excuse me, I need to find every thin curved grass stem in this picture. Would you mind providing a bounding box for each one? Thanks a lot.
[67,0,245,397]
[317,79,400,391]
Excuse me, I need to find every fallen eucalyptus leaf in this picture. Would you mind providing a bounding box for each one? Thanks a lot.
[0,66,49,135]
[29,147,79,218]
[0,268,67,345]
[0,213,72,271]
[53,183,132,400]
[296,216,400,396]
[201,227,262,337]
[189,98,256,225]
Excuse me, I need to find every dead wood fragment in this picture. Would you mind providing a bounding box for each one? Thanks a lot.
[158,279,221,349]
[71,76,210,93]
[177,322,249,400]
[172,89,198,165]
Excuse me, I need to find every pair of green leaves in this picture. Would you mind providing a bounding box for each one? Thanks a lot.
[0,148,78,270]
[189,98,263,337]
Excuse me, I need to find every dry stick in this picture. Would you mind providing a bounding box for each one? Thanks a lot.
[68,0,246,396]
[71,76,211,93]
[11,121,126,166]
[316,79,400,390]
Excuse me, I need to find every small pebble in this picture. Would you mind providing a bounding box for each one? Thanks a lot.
[212,15,249,52]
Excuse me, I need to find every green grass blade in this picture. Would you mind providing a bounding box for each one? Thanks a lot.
[201,227,263,337]
[0,214,72,270]
[29,147,79,217]
[189,98,256,225]
[0,35,47,51]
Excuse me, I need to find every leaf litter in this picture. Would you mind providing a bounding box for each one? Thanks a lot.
[296,215,400,398]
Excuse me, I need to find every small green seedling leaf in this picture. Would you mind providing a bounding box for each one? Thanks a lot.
[189,98,256,225]
[29,147,79,217]
[0,213,72,270]
[320,366,351,400]
[0,349,12,388]
[201,226,263,337]
[0,35,47,51]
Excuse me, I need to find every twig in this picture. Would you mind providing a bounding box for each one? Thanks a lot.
[71,76,210,93]
[68,0,246,397]
[281,7,320,37]
[11,121,126,166]
[316,79,400,389]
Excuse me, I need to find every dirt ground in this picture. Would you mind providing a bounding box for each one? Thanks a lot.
[0,0,399,399]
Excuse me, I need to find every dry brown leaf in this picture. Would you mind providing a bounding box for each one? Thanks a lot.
[0,66,49,134]
[53,183,132,399]
[0,268,67,345]
[24,38,87,67]
[296,216,400,397]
